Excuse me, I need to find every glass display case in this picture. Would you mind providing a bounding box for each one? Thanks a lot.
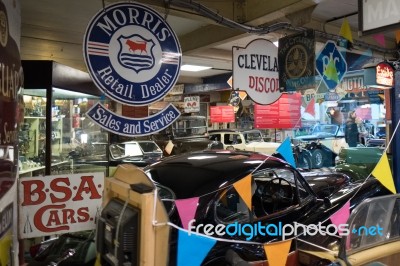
[20,60,111,177]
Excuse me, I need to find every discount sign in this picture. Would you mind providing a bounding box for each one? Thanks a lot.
[233,39,282,105]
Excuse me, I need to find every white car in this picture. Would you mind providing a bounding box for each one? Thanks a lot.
[208,129,281,155]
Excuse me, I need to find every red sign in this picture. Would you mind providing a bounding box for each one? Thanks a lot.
[254,93,302,129]
[376,62,394,87]
[210,106,235,123]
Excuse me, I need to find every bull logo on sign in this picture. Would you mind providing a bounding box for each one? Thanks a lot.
[118,34,155,73]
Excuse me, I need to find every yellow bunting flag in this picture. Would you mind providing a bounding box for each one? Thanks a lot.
[339,18,353,43]
[264,239,292,266]
[371,153,396,194]
[233,174,252,209]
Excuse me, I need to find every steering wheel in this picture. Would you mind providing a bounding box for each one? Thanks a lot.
[260,177,294,213]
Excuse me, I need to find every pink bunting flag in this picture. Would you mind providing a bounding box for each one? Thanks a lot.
[175,197,199,229]
[372,34,386,47]
[330,201,350,234]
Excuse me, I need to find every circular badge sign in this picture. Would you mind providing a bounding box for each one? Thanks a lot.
[83,2,182,106]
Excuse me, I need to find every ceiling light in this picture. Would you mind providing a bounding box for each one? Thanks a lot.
[181,64,212,72]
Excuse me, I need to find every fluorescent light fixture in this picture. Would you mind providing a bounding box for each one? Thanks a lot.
[181,64,212,72]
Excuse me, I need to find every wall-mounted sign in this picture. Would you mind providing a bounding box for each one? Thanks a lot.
[83,2,182,106]
[359,0,400,35]
[87,103,180,136]
[254,93,302,129]
[278,30,316,92]
[184,96,200,113]
[210,106,235,123]
[376,62,394,87]
[19,173,104,238]
[233,39,282,105]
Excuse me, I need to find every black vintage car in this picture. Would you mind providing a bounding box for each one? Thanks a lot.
[144,150,390,265]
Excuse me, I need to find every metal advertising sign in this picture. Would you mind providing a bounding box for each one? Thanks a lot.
[233,39,282,105]
[19,173,104,238]
[376,62,394,87]
[184,96,200,113]
[83,2,182,106]
[316,40,347,91]
[87,102,180,136]
[278,29,316,92]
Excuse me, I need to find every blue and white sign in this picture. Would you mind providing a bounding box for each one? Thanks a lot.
[83,2,182,106]
[86,103,180,136]
[316,41,347,91]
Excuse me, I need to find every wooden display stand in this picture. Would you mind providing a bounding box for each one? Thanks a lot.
[103,164,170,266]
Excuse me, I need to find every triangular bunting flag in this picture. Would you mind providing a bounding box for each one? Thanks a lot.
[304,97,315,117]
[339,18,353,43]
[175,197,199,229]
[323,54,339,83]
[277,137,296,168]
[233,174,252,210]
[177,229,216,266]
[264,239,292,266]
[395,30,400,44]
[349,49,372,70]
[330,201,350,234]
[372,153,396,194]
[372,33,386,47]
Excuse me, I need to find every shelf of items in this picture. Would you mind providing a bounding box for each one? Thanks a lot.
[19,116,65,176]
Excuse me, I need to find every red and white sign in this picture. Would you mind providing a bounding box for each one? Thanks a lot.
[184,96,200,113]
[376,62,394,87]
[18,173,104,238]
[254,93,302,129]
[210,106,235,123]
[233,39,282,105]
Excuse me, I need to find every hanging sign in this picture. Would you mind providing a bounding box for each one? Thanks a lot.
[278,29,316,92]
[254,93,302,129]
[210,106,235,123]
[83,2,182,106]
[184,96,200,113]
[87,103,180,136]
[233,39,282,105]
[376,62,394,87]
[19,173,104,238]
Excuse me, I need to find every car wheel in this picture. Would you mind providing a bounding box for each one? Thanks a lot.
[297,152,312,169]
[311,149,325,168]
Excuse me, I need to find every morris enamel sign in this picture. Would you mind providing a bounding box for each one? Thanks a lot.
[83,2,182,106]
[233,39,282,105]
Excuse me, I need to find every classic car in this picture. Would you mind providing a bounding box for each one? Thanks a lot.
[335,147,391,182]
[208,129,281,155]
[109,140,163,167]
[151,115,214,156]
[298,194,400,266]
[293,124,347,168]
[141,150,390,265]
[208,129,312,169]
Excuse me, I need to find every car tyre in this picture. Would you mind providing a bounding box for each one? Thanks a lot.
[297,152,312,169]
[311,149,325,168]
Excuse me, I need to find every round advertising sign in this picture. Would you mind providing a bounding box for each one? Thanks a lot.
[83,2,182,106]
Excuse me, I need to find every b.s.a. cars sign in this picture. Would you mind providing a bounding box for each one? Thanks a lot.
[83,2,182,106]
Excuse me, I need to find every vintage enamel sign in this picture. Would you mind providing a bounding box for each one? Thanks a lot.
[83,2,182,106]
[87,102,180,136]
[233,39,282,105]
[19,173,104,238]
